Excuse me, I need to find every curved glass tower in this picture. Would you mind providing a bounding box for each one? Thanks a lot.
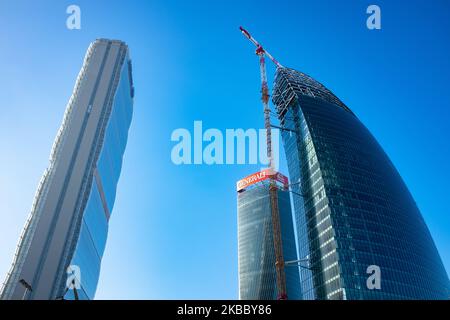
[272,67,449,300]
[0,39,134,300]
[237,171,302,300]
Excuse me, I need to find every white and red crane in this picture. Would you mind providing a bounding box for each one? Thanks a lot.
[239,26,287,300]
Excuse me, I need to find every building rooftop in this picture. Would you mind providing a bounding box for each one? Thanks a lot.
[272,67,353,122]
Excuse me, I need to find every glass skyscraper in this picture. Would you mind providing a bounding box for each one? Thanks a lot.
[237,171,302,300]
[272,67,449,300]
[0,39,134,300]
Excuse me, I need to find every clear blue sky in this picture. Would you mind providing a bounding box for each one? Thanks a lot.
[0,0,449,299]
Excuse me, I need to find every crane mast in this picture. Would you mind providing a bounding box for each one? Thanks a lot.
[239,26,287,300]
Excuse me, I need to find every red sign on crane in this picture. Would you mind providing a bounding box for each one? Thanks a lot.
[236,169,289,192]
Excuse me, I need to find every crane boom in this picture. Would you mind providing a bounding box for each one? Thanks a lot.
[239,26,287,300]
[239,26,283,68]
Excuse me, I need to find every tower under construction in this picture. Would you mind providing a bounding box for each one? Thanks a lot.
[272,67,450,299]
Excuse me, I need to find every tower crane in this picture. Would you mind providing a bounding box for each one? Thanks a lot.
[239,26,287,300]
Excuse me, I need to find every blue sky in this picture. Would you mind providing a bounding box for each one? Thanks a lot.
[0,0,449,299]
